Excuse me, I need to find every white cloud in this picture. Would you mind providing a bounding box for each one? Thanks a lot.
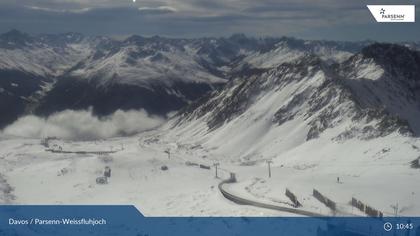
[1,109,165,140]
[25,5,91,13]
[138,6,177,13]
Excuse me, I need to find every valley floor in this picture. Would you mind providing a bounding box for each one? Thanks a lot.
[1,130,420,217]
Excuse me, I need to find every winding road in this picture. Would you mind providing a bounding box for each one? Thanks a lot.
[218,179,325,217]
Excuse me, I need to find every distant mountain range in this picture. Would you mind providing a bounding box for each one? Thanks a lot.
[0,29,419,129]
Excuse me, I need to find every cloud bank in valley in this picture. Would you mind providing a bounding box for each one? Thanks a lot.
[1,109,165,140]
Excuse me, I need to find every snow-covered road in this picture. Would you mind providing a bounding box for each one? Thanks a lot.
[218,178,323,217]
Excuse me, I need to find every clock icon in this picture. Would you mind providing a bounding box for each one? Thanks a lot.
[384,222,393,232]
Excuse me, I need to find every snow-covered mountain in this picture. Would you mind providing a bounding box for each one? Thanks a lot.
[4,30,418,130]
[1,30,420,216]
[169,43,420,160]
[151,43,420,215]
[0,30,94,76]
[0,30,374,128]
[0,30,101,127]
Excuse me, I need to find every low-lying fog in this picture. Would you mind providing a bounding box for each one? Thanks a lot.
[0,109,165,140]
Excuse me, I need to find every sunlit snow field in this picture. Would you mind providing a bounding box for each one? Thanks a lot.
[1,127,419,217]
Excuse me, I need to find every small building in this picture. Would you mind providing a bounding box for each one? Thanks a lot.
[230,173,237,183]
[104,166,111,178]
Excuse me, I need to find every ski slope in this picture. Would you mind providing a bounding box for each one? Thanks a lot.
[1,128,419,217]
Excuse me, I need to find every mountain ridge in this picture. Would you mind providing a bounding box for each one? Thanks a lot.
[169,43,419,159]
[1,29,418,131]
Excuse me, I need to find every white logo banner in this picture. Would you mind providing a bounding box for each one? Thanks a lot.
[367,5,415,22]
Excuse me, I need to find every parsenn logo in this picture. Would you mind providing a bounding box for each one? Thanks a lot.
[367,5,415,22]
[380,8,386,15]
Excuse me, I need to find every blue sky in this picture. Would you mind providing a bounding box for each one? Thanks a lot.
[0,0,418,41]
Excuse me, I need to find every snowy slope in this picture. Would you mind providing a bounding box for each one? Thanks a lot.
[340,44,420,133]
[86,35,363,87]
[0,135,285,216]
[170,43,419,155]
[69,41,225,87]
[0,30,101,127]
[0,30,94,77]
[240,38,368,70]
[157,43,420,216]
[1,31,372,125]
[2,33,420,216]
